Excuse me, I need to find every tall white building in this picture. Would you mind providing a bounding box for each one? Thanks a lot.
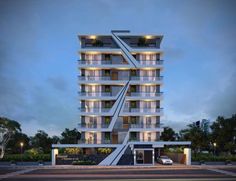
[52,30,191,166]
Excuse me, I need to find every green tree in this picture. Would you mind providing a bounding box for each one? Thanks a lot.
[6,132,30,154]
[51,135,60,144]
[60,128,81,144]
[179,123,209,155]
[30,130,52,153]
[0,117,21,158]
[211,115,236,154]
[161,127,176,141]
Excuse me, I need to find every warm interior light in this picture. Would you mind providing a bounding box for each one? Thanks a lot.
[142,52,155,54]
[86,51,99,54]
[89,35,96,39]
[86,67,100,70]
[145,35,152,39]
[116,68,130,70]
[141,68,156,70]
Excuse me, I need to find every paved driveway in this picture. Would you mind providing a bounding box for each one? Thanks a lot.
[0,165,235,181]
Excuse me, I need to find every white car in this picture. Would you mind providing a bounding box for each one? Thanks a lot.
[157,156,173,165]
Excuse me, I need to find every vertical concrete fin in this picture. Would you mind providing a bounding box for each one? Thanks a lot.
[108,81,130,131]
[111,33,140,68]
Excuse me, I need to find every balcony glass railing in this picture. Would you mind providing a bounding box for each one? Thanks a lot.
[78,60,112,65]
[78,92,113,97]
[130,76,163,81]
[123,108,163,113]
[78,76,163,81]
[129,138,159,142]
[78,139,112,144]
[129,92,163,97]
[78,76,129,81]
[79,108,111,113]
[130,123,161,129]
[138,60,163,65]
[78,123,109,129]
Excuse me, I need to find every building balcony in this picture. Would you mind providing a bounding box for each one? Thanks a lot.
[138,60,163,65]
[121,108,163,116]
[79,108,111,116]
[78,76,163,84]
[130,76,163,81]
[78,139,112,144]
[129,138,159,142]
[123,108,162,113]
[78,76,129,84]
[130,123,161,129]
[126,92,163,100]
[78,91,118,100]
[128,123,164,132]
[78,59,128,65]
[79,91,113,97]
[78,123,109,129]
[78,60,113,65]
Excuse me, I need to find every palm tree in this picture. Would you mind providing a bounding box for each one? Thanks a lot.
[0,117,21,159]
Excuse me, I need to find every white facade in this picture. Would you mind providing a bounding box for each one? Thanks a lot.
[52,30,191,166]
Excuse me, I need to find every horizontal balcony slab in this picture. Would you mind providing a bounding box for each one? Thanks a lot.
[79,48,122,53]
[129,127,163,132]
[126,92,163,100]
[78,92,118,100]
[52,144,121,148]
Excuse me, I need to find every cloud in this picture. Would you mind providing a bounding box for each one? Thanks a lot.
[47,76,68,91]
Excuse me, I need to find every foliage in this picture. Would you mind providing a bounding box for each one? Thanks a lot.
[210,115,236,154]
[0,117,21,132]
[179,123,210,154]
[192,153,236,162]
[6,132,30,154]
[51,136,60,144]
[64,148,82,155]
[0,117,22,159]
[60,128,81,144]
[137,37,147,46]
[91,39,103,47]
[1,154,50,161]
[97,148,112,154]
[24,148,43,158]
[164,147,184,153]
[30,130,52,153]
[161,127,176,141]
[72,160,96,165]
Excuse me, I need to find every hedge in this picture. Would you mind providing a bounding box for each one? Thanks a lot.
[192,153,236,162]
[1,154,51,162]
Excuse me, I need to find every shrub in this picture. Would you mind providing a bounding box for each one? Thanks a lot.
[24,148,43,159]
[97,148,112,154]
[192,153,236,162]
[1,154,50,161]
[64,148,82,155]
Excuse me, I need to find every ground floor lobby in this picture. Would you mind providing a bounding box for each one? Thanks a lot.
[51,142,191,166]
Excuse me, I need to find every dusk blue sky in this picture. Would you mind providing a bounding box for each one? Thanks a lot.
[0,0,236,136]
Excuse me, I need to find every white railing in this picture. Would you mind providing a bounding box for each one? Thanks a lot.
[78,92,113,97]
[78,76,129,81]
[138,60,163,65]
[123,108,163,113]
[130,76,163,81]
[79,108,111,113]
[129,92,163,97]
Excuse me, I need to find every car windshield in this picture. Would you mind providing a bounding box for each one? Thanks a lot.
[160,156,169,159]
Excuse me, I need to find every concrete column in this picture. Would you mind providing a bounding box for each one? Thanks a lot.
[51,148,58,166]
[134,149,136,165]
[152,149,155,165]
[184,148,191,165]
